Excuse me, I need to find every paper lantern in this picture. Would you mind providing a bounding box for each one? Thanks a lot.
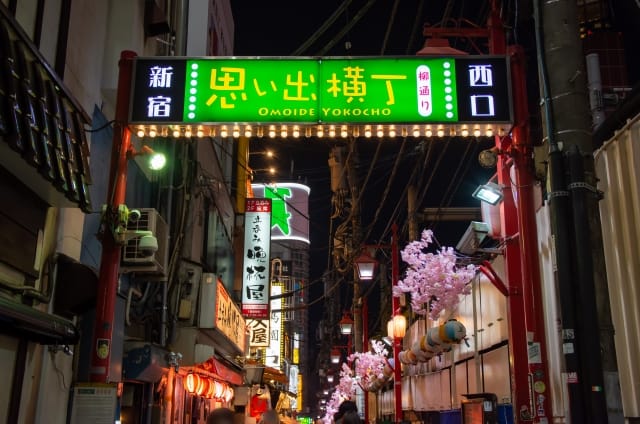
[196,376,209,396]
[224,386,234,403]
[185,373,199,394]
[206,379,217,398]
[214,381,225,398]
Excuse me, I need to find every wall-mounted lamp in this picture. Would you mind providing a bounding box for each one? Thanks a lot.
[326,374,334,383]
[472,182,503,205]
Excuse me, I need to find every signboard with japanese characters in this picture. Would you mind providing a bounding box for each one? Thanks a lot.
[251,183,310,244]
[215,279,246,352]
[265,283,283,370]
[241,198,272,319]
[246,318,270,348]
[130,56,511,125]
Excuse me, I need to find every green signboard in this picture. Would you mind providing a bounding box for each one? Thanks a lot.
[130,56,511,126]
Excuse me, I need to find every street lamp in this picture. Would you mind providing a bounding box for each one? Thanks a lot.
[330,348,342,364]
[354,250,378,281]
[355,224,403,424]
[339,312,354,335]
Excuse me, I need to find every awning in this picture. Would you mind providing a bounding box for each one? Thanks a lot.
[0,295,78,344]
[263,366,287,384]
[199,356,244,386]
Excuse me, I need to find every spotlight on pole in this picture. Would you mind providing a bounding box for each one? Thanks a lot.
[472,182,503,205]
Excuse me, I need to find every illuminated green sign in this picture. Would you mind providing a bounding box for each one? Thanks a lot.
[130,56,511,125]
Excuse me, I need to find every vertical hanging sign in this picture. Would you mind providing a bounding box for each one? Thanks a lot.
[266,283,283,369]
[242,198,272,319]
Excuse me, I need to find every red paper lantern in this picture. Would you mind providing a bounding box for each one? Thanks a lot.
[196,376,208,396]
[206,379,216,398]
[213,381,225,398]
[185,373,198,394]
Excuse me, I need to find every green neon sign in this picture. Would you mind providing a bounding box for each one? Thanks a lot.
[130,56,511,125]
[263,186,293,235]
[183,58,456,123]
[184,59,319,123]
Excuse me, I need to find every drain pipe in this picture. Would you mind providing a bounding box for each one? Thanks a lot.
[567,145,607,421]
[160,279,168,347]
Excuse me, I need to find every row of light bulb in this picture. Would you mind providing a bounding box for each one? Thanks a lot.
[135,124,503,139]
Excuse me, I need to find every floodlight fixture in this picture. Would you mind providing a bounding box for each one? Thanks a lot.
[472,182,503,205]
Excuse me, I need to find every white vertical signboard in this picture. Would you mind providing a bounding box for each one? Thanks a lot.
[241,198,271,319]
[266,283,282,369]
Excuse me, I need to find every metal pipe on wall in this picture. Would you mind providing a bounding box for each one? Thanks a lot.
[567,145,607,420]
[536,0,618,420]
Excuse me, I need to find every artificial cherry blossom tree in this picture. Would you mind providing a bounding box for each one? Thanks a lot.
[393,229,477,320]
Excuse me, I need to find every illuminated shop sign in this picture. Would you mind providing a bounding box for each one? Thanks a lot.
[247,318,270,348]
[130,56,512,130]
[215,279,246,352]
[251,183,310,244]
[266,283,283,370]
[241,198,272,319]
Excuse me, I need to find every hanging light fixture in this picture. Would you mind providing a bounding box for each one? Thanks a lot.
[224,386,234,403]
[206,379,216,399]
[196,376,209,396]
[214,381,226,399]
[185,373,198,394]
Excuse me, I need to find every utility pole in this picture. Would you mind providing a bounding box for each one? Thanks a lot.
[346,139,363,355]
[536,0,620,421]
[407,184,418,241]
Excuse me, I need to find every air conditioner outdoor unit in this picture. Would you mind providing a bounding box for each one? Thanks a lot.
[121,208,169,276]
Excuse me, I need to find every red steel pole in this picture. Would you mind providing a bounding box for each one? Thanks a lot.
[497,144,534,420]
[509,44,551,421]
[488,9,550,423]
[89,50,137,383]
[362,300,369,424]
[391,223,402,424]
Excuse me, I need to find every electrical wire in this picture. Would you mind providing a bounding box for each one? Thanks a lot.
[316,0,378,56]
[380,0,401,55]
[84,119,115,132]
[362,137,409,243]
[272,274,345,312]
[291,0,354,55]
[427,139,477,234]
[405,0,426,55]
